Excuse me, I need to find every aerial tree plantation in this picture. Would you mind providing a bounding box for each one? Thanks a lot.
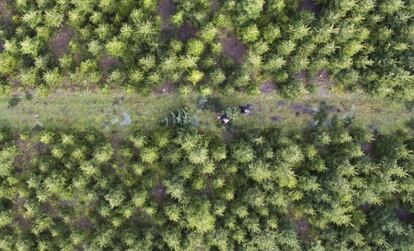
[0,0,413,97]
[0,0,413,250]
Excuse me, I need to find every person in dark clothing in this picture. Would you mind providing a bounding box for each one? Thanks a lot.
[217,114,230,124]
[240,104,252,115]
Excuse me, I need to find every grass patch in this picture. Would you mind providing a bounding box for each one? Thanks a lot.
[0,90,412,135]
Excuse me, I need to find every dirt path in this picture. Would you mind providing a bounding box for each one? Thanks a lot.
[219,30,248,64]
[158,0,176,29]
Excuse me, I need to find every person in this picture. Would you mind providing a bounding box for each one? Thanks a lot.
[217,114,230,124]
[240,104,252,115]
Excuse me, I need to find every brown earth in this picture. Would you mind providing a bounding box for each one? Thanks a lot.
[178,22,197,42]
[112,96,125,106]
[76,216,94,231]
[394,208,414,224]
[0,0,12,25]
[42,202,59,217]
[260,80,277,94]
[73,51,83,65]
[99,55,120,74]
[110,133,123,149]
[295,218,314,242]
[155,80,175,94]
[152,183,167,201]
[211,0,220,11]
[33,142,49,155]
[49,27,75,58]
[313,69,332,96]
[14,135,34,173]
[271,115,282,123]
[294,70,332,96]
[14,215,32,231]
[294,71,308,82]
[299,0,321,14]
[276,101,287,108]
[290,103,315,115]
[314,70,331,85]
[219,30,248,64]
[221,128,237,143]
[326,105,340,113]
[295,219,310,236]
[359,203,371,213]
[361,142,374,156]
[158,0,176,29]
[59,200,74,207]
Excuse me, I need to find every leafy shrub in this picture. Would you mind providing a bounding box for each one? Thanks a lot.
[162,107,198,128]
[7,95,21,108]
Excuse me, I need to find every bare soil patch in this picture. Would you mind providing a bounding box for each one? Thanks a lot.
[100,55,120,74]
[14,215,32,231]
[49,27,75,58]
[359,203,370,213]
[76,216,94,231]
[14,196,26,209]
[73,51,83,65]
[295,219,310,236]
[14,136,33,172]
[158,0,176,28]
[314,70,331,85]
[33,142,49,155]
[361,142,374,156]
[295,219,314,242]
[326,104,340,113]
[290,103,315,116]
[59,200,74,207]
[276,101,287,108]
[0,0,12,25]
[260,80,277,94]
[313,70,332,96]
[178,23,197,42]
[11,197,29,231]
[219,30,248,64]
[152,183,167,201]
[294,71,308,82]
[394,208,414,224]
[221,128,236,143]
[211,0,220,11]
[110,133,123,149]
[155,80,175,94]
[299,0,321,14]
[112,96,124,106]
[42,202,58,217]
[271,115,282,123]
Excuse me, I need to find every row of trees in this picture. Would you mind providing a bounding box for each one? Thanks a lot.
[0,108,413,250]
[0,0,413,98]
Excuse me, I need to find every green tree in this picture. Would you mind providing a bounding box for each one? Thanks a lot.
[106,38,126,58]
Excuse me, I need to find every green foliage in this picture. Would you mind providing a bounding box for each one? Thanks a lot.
[8,95,21,108]
[280,79,307,99]
[0,0,411,98]
[106,39,126,58]
[224,106,241,121]
[240,24,260,43]
[187,39,205,57]
[162,107,198,128]
[0,110,414,249]
[187,70,204,85]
